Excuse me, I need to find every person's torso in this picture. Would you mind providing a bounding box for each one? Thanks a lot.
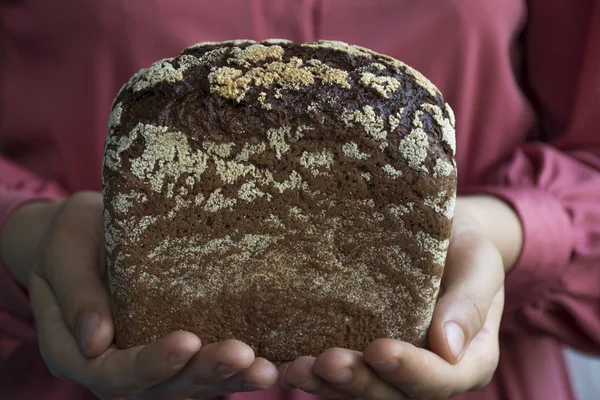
[0,1,539,400]
[0,0,532,193]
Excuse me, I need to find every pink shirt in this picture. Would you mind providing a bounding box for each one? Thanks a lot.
[1,1,600,399]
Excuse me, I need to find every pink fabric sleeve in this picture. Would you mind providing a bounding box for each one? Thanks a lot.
[467,2,600,353]
[0,156,66,367]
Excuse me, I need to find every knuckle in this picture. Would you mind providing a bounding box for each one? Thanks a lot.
[464,294,488,332]
[38,227,71,278]
[357,374,384,398]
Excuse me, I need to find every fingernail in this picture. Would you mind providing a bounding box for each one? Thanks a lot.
[216,363,237,375]
[77,312,100,355]
[445,322,465,361]
[329,368,352,384]
[372,360,399,373]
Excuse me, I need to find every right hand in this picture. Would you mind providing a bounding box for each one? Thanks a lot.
[1,191,278,399]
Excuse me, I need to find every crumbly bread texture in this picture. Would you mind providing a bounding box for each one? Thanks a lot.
[102,39,457,361]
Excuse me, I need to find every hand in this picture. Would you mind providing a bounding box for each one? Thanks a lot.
[2,192,278,399]
[278,195,521,399]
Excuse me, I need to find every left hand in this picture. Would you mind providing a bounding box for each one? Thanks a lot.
[278,196,514,399]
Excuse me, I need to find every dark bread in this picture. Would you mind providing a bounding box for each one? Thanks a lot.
[102,39,457,361]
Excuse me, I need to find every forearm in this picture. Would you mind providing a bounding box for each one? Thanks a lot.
[0,200,61,289]
[457,195,523,273]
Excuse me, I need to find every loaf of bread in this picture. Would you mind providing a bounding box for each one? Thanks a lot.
[102,39,457,361]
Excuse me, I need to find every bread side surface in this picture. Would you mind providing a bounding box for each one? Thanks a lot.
[102,39,457,361]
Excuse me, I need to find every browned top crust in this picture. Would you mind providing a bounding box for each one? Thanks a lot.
[102,39,457,360]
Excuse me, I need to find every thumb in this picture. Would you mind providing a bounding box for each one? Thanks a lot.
[38,192,114,358]
[428,230,504,364]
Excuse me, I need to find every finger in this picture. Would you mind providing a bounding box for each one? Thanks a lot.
[277,362,295,390]
[485,288,505,336]
[191,357,279,398]
[364,332,499,399]
[142,339,257,399]
[30,270,86,381]
[231,357,279,391]
[429,229,504,363]
[279,356,346,398]
[88,333,200,398]
[460,289,504,390]
[30,272,200,398]
[40,193,113,357]
[312,348,406,400]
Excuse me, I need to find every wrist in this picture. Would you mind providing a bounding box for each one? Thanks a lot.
[0,199,62,289]
[456,195,523,273]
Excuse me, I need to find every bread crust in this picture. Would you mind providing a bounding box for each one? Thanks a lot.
[102,39,457,361]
